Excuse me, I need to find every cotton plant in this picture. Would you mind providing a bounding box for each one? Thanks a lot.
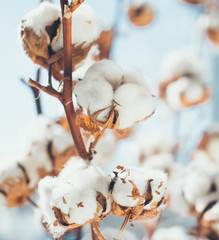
[2,0,169,239]
[159,49,210,111]
[127,0,155,27]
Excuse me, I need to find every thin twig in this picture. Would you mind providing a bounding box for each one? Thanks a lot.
[28,78,62,100]
[120,215,130,232]
[60,0,90,160]
[27,197,38,208]
[20,69,42,115]
[76,227,82,240]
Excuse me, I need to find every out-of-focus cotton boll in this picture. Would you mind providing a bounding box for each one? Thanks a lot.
[152,226,189,240]
[183,81,205,103]
[183,171,211,205]
[114,83,154,129]
[207,137,219,161]
[160,50,203,81]
[82,228,138,240]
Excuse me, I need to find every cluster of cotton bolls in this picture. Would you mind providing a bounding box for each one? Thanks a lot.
[131,134,185,184]
[20,2,101,80]
[74,60,155,129]
[199,9,219,46]
[159,49,210,111]
[127,0,155,27]
[38,159,167,238]
[0,115,74,208]
[170,160,219,239]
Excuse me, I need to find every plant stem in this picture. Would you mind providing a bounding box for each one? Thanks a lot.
[90,222,106,240]
[60,0,89,160]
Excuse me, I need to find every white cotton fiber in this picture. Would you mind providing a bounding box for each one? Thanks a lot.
[183,81,205,103]
[22,2,61,38]
[85,60,123,89]
[114,83,154,129]
[74,77,113,121]
[160,50,203,82]
[152,226,189,240]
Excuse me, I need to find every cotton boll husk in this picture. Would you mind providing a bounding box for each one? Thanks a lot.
[74,77,113,121]
[84,60,123,89]
[152,226,189,240]
[160,50,203,82]
[82,228,137,240]
[111,167,167,208]
[165,77,190,111]
[22,2,61,38]
[73,45,100,81]
[114,83,154,129]
[91,130,117,166]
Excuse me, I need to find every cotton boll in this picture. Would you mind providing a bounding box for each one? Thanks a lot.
[165,77,190,111]
[17,115,54,156]
[183,81,205,104]
[114,83,154,129]
[161,50,203,81]
[82,228,137,240]
[22,2,61,38]
[183,171,212,205]
[195,193,219,214]
[207,137,219,162]
[85,60,123,89]
[111,167,167,209]
[152,226,189,240]
[72,4,101,46]
[123,68,151,90]
[74,77,113,121]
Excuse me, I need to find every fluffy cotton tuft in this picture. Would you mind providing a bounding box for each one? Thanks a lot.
[160,50,203,81]
[152,226,189,240]
[22,2,61,38]
[114,83,154,129]
[38,157,110,228]
[52,4,101,51]
[110,166,167,209]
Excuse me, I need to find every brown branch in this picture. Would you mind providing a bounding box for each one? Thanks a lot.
[76,227,82,240]
[27,197,39,208]
[60,0,89,160]
[28,78,62,100]
[90,222,106,240]
[20,68,42,115]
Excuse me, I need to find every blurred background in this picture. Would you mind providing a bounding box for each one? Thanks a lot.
[0,0,219,239]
